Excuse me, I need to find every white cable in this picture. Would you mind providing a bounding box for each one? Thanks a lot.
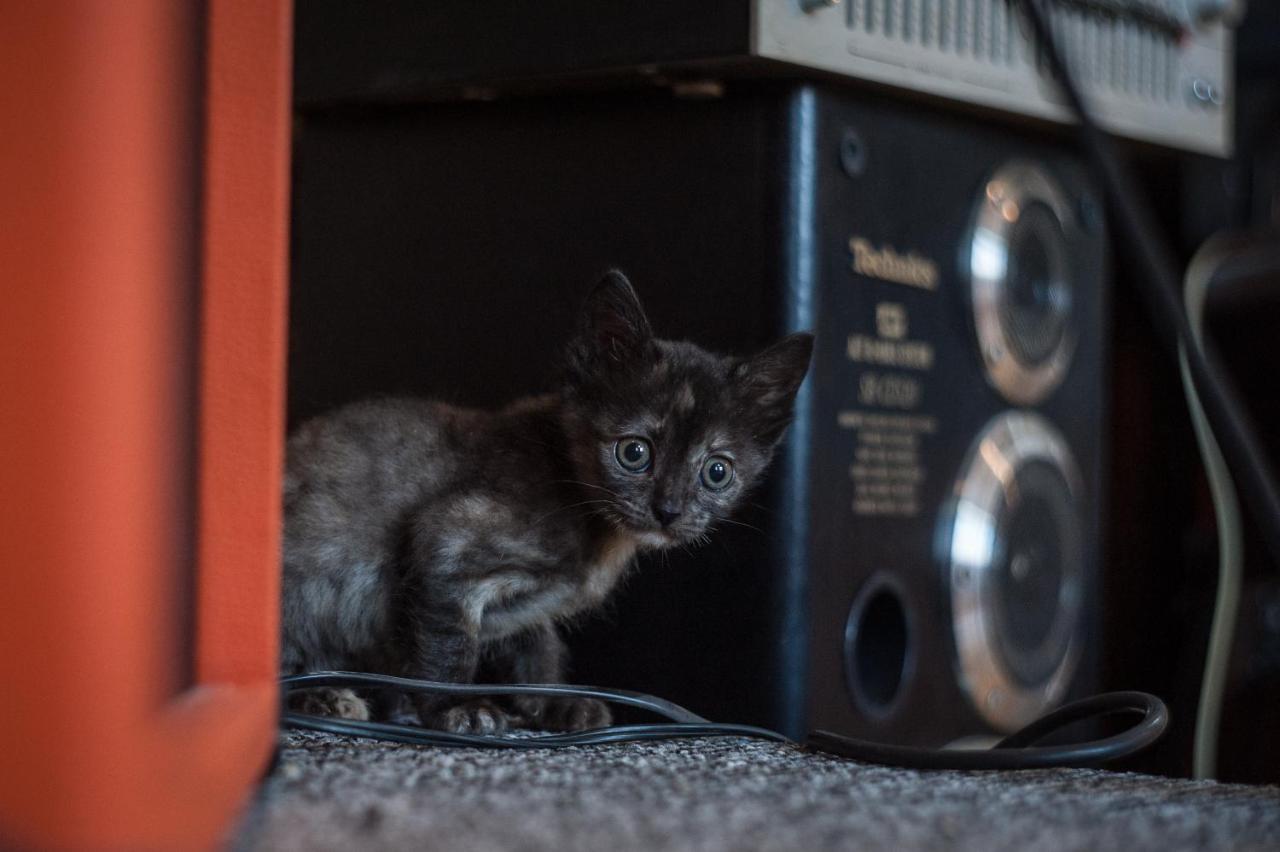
[1179,235,1245,780]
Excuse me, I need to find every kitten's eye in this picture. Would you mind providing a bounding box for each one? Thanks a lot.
[700,456,734,490]
[614,437,652,473]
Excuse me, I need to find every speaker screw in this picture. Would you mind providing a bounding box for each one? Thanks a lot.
[840,129,866,178]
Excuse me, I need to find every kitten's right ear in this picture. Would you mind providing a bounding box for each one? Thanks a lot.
[573,270,654,365]
[733,332,815,445]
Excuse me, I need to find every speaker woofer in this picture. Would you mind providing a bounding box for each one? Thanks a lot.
[944,411,1085,732]
[968,161,1080,405]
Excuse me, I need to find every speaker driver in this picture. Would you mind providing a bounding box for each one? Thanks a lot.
[968,161,1080,405]
[945,411,1085,732]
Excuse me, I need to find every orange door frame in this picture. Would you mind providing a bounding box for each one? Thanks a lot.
[0,2,291,848]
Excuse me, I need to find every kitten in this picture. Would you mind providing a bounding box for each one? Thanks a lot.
[281,271,813,733]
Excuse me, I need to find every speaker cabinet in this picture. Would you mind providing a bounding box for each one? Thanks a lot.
[290,82,1107,743]
[805,117,1108,744]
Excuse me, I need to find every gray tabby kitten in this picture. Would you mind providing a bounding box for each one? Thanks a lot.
[282,271,813,733]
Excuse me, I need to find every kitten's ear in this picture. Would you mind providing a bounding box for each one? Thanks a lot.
[575,270,654,364]
[734,333,815,444]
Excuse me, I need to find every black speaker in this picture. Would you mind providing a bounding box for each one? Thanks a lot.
[802,104,1108,745]
[289,81,1108,743]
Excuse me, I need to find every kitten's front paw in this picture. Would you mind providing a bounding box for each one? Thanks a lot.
[290,687,371,721]
[543,697,612,732]
[428,699,511,735]
[511,693,550,725]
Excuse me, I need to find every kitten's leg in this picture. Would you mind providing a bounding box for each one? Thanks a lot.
[364,688,405,722]
[489,625,612,732]
[287,687,371,721]
[400,602,511,735]
[281,648,371,720]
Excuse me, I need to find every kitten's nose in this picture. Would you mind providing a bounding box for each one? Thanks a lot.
[653,502,683,528]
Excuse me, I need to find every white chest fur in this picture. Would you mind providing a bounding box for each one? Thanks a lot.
[582,532,639,605]
[471,532,640,642]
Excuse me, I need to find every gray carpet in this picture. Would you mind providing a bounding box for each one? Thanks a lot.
[233,730,1280,851]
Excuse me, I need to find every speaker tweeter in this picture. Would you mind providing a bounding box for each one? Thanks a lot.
[968,161,1082,406]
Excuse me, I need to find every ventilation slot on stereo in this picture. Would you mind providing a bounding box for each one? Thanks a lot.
[846,0,1180,103]
[1035,6,1179,102]
[849,0,1016,65]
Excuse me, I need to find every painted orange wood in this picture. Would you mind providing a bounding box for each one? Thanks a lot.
[199,0,293,693]
[0,1,291,848]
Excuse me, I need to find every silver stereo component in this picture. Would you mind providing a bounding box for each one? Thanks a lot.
[756,0,1233,155]
[296,1,1233,156]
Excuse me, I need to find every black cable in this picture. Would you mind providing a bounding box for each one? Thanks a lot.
[282,672,1166,769]
[807,691,1168,769]
[283,670,711,724]
[284,713,791,749]
[1015,0,1280,569]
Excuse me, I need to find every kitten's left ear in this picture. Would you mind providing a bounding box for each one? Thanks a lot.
[575,269,654,364]
[734,333,815,443]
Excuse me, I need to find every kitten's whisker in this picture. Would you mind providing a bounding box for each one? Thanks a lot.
[715,516,765,535]
[549,479,625,500]
[533,499,615,525]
